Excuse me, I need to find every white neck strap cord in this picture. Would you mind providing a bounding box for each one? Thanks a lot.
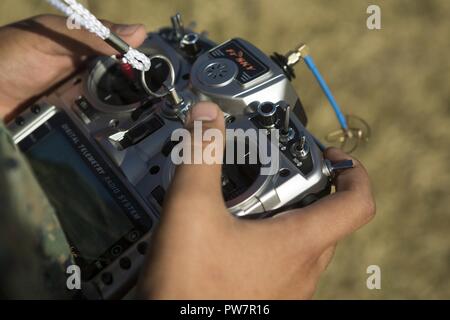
[46,0,151,72]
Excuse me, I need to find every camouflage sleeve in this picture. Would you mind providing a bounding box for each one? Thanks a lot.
[0,121,74,299]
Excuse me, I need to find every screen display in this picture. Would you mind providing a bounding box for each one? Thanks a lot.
[19,112,152,278]
[27,130,132,260]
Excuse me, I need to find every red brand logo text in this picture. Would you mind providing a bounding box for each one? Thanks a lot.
[225,48,256,71]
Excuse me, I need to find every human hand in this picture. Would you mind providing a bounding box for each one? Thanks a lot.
[139,102,376,299]
[0,14,147,120]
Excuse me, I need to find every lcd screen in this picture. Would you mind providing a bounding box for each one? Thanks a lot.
[25,128,134,261]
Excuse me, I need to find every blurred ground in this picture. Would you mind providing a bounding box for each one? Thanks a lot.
[0,0,449,299]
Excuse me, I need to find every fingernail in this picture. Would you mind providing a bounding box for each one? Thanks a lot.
[114,24,142,36]
[190,103,218,122]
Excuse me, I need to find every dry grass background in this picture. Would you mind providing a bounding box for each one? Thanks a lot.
[0,0,448,299]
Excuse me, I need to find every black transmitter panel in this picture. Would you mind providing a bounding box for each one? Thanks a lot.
[209,39,269,84]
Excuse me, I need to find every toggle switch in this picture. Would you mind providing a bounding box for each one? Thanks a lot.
[280,104,295,143]
[290,135,310,159]
[171,13,185,40]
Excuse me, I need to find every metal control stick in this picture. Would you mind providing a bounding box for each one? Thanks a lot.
[323,159,354,177]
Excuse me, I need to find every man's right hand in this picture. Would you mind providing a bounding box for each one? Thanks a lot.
[138,102,375,299]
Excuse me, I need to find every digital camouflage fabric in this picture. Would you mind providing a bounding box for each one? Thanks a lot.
[0,120,73,299]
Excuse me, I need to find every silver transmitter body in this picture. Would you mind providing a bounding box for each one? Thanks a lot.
[7,16,333,299]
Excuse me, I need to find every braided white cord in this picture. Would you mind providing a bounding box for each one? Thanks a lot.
[46,0,110,39]
[124,48,151,71]
[64,0,111,39]
[46,0,150,71]
[47,0,71,15]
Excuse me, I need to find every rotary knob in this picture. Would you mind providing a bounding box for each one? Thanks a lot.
[256,102,278,128]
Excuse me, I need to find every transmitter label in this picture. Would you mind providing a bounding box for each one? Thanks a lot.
[209,39,269,84]
[180,303,270,318]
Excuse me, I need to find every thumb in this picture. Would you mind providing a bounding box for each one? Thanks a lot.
[164,102,227,216]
